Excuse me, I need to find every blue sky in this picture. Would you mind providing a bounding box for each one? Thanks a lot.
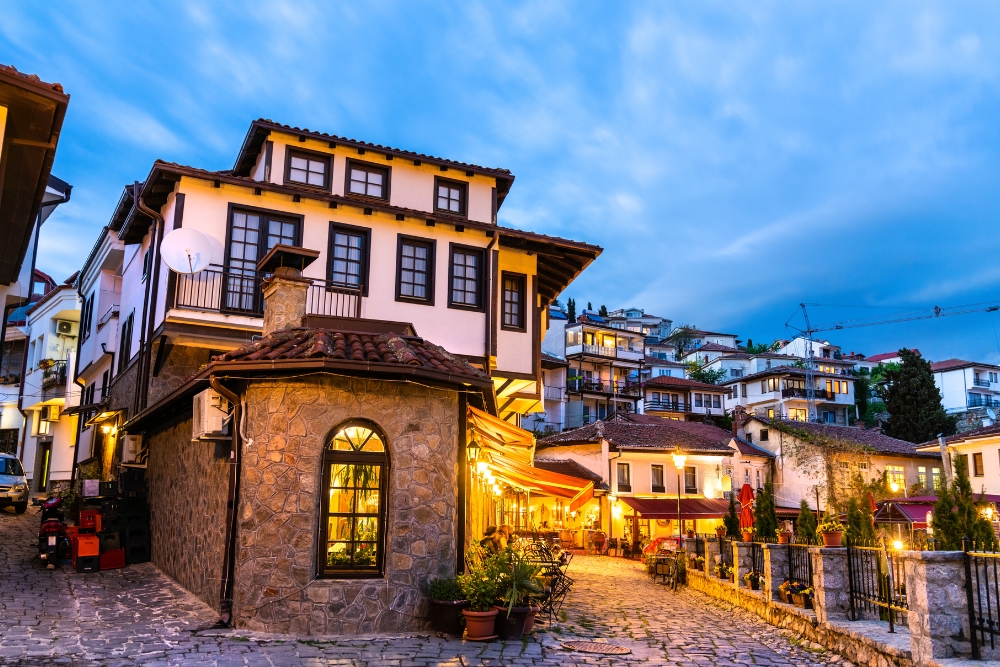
[4,2,1000,363]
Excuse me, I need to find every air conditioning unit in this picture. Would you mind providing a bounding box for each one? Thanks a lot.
[55,320,78,337]
[192,388,230,440]
[123,435,144,464]
[40,405,60,422]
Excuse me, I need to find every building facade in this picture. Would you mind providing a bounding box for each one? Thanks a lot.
[931,358,1000,430]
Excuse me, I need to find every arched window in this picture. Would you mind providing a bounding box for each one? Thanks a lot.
[319,420,389,577]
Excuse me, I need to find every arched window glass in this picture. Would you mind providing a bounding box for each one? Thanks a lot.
[319,421,388,577]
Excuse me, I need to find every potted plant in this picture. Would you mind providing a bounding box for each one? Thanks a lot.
[818,514,845,547]
[715,526,726,538]
[493,549,543,640]
[777,528,793,544]
[778,580,792,603]
[686,528,695,538]
[713,563,733,580]
[459,559,500,641]
[741,526,755,542]
[692,555,706,571]
[428,577,468,635]
[743,571,763,591]
[792,586,814,609]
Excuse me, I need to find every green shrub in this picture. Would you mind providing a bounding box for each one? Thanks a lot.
[429,577,464,602]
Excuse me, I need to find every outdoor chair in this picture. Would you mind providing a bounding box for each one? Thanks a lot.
[606,537,619,557]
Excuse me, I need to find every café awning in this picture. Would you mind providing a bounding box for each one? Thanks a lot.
[619,496,730,519]
[467,406,593,511]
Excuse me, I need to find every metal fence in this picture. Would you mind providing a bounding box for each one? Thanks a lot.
[847,538,908,632]
[965,539,1000,660]
[787,544,813,588]
[749,542,765,577]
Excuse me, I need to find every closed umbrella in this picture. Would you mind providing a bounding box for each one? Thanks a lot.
[737,484,755,531]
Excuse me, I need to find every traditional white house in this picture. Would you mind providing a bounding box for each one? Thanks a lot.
[931,358,1000,429]
[915,424,1000,496]
[17,277,81,491]
[93,119,600,449]
[723,364,856,425]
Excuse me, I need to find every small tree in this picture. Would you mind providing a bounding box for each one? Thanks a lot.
[882,349,957,442]
[934,455,999,550]
[753,474,780,540]
[796,499,817,544]
[844,497,875,544]
[686,362,727,385]
[724,493,740,538]
[587,301,593,311]
[566,298,576,322]
[598,304,608,317]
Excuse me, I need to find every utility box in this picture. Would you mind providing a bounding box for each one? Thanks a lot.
[192,388,230,440]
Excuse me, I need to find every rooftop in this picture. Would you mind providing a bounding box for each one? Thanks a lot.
[916,423,1000,450]
[533,459,607,488]
[721,364,850,385]
[930,358,1000,373]
[867,349,919,363]
[733,437,775,459]
[750,417,941,459]
[538,414,735,454]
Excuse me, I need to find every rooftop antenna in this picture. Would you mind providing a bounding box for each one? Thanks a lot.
[160,228,212,274]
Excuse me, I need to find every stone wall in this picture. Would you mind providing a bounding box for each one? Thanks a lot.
[145,408,231,612]
[106,356,139,421]
[147,343,213,407]
[232,375,460,635]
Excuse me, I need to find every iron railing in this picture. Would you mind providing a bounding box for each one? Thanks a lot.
[965,539,1000,660]
[847,538,908,632]
[719,537,734,570]
[782,387,831,399]
[173,265,362,319]
[973,378,992,388]
[645,400,691,412]
[567,378,642,396]
[968,395,1000,409]
[750,542,765,578]
[787,544,814,588]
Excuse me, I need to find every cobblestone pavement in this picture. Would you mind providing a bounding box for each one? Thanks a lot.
[1,507,852,666]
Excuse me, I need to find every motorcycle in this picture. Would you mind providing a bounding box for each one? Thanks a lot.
[37,497,70,569]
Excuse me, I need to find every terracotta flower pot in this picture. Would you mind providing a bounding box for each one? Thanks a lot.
[429,599,469,635]
[792,593,813,609]
[742,531,753,542]
[462,609,498,641]
[686,530,695,538]
[523,606,540,633]
[778,532,792,545]
[494,606,531,640]
[715,528,726,538]
[821,531,844,547]
[779,590,790,604]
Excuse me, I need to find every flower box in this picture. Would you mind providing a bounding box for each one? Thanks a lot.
[779,590,790,604]
[792,593,813,609]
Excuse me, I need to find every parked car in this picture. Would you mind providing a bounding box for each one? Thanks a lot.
[0,453,29,514]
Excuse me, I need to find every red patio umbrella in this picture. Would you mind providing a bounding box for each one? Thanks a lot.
[737,484,755,531]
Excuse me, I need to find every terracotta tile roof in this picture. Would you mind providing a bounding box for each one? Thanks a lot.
[644,356,686,367]
[0,64,65,93]
[753,417,941,459]
[930,358,1000,372]
[253,119,513,177]
[212,327,486,380]
[644,375,726,391]
[538,416,735,454]
[541,351,568,367]
[867,350,919,363]
[918,423,1000,449]
[533,459,607,487]
[689,342,741,354]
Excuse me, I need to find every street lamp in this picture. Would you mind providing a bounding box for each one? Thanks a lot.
[672,446,687,539]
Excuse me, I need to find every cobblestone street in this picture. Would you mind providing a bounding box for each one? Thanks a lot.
[1,507,851,667]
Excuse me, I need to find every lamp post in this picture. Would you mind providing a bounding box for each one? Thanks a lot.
[672,446,687,540]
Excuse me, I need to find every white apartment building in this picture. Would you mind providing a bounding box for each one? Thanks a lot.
[606,307,672,339]
[18,278,81,491]
[723,364,856,425]
[931,358,1000,428]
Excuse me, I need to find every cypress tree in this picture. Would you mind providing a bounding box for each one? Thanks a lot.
[796,499,817,544]
[951,455,998,550]
[881,349,957,442]
[598,304,608,317]
[566,298,576,322]
[724,493,740,538]
[753,474,779,540]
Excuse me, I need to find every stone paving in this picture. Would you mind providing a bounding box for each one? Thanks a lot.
[0,506,854,666]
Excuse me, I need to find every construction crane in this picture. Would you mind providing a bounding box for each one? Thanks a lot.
[786,300,1000,422]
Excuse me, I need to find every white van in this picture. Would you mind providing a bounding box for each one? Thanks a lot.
[0,453,29,514]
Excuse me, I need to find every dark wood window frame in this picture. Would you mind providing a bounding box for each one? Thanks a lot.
[284,146,333,192]
[650,464,665,494]
[684,466,698,494]
[616,461,631,493]
[80,292,95,343]
[326,221,371,297]
[344,158,391,202]
[394,234,436,306]
[500,271,526,332]
[433,176,469,218]
[221,204,304,314]
[317,420,390,579]
[447,243,486,312]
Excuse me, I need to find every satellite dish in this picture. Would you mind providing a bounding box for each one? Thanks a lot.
[988,408,997,422]
[160,228,212,274]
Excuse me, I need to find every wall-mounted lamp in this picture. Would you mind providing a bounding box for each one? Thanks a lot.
[467,437,481,462]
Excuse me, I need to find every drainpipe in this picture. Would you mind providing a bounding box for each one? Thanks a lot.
[133,182,166,414]
[210,375,242,624]
[483,234,498,378]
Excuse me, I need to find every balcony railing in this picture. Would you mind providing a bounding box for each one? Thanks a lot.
[645,400,691,412]
[567,343,644,361]
[544,385,564,400]
[781,387,831,400]
[973,379,992,388]
[40,360,68,393]
[173,265,362,319]
[968,395,1000,408]
[567,379,642,397]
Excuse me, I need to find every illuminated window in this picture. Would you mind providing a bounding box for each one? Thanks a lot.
[917,466,927,488]
[931,467,942,491]
[320,421,389,577]
[886,465,905,487]
[788,409,807,421]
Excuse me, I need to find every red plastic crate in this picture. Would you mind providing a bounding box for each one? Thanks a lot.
[79,509,102,532]
[99,548,125,570]
[74,534,100,558]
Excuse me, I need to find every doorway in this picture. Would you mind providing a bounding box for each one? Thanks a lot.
[35,440,52,492]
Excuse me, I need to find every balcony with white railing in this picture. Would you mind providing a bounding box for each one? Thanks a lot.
[544,385,564,400]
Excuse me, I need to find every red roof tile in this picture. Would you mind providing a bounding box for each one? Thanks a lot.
[533,459,607,487]
[867,349,919,363]
[538,415,735,454]
[689,342,740,354]
[213,327,486,380]
[753,417,941,458]
[930,358,1000,372]
[919,423,1000,448]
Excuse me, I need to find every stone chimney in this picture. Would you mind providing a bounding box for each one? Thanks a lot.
[257,245,320,336]
[732,404,748,440]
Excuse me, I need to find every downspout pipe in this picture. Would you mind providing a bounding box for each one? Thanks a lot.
[133,183,166,415]
[210,375,242,624]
